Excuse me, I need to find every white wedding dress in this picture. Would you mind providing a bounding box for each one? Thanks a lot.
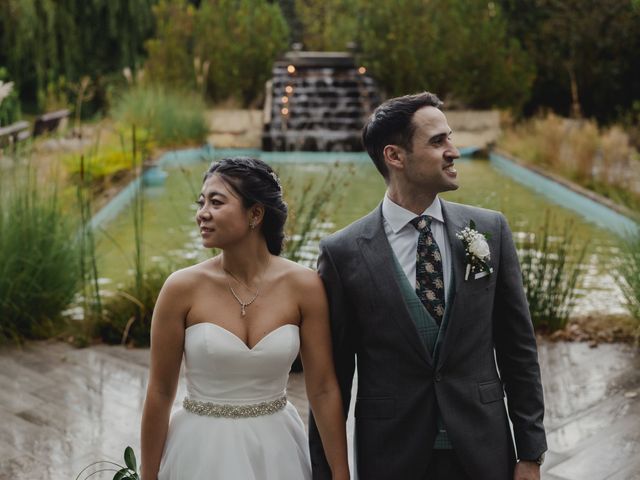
[157,322,311,480]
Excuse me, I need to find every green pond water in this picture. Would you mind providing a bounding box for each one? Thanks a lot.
[94,157,625,316]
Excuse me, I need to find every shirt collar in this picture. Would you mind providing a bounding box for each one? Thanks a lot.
[382,194,445,234]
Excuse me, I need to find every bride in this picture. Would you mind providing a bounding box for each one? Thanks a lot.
[140,157,349,480]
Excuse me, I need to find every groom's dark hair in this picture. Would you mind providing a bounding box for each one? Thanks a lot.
[362,92,443,180]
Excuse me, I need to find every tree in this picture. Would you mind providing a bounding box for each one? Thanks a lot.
[0,0,157,112]
[194,0,289,105]
[144,0,197,90]
[356,0,534,110]
[500,0,640,123]
[295,0,357,51]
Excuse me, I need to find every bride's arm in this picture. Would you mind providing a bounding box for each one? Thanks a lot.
[298,270,350,480]
[140,271,190,480]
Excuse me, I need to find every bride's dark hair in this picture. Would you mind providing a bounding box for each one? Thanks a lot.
[204,157,288,255]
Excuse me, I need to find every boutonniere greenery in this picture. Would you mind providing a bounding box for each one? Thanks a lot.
[75,446,140,480]
[456,220,492,281]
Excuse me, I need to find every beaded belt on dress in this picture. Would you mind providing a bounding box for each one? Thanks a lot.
[183,395,287,418]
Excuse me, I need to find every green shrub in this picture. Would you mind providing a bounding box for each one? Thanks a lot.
[112,86,208,147]
[516,213,587,331]
[0,172,80,342]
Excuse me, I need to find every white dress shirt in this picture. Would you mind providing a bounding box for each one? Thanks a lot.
[382,194,452,302]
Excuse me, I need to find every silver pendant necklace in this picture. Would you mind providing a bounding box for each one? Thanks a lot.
[223,256,270,317]
[226,280,259,317]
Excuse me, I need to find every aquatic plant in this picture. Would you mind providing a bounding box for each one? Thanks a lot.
[516,213,587,331]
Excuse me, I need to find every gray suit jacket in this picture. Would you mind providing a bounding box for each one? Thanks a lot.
[309,199,547,480]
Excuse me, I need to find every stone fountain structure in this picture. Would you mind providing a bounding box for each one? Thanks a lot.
[262,49,380,152]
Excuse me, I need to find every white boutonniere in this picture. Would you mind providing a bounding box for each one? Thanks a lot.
[456,220,493,281]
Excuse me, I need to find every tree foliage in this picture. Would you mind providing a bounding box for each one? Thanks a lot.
[144,0,289,106]
[355,0,534,110]
[0,0,157,112]
[295,0,357,51]
[0,68,21,125]
[500,0,640,123]
[144,0,197,91]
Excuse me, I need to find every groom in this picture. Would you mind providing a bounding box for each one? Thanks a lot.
[309,92,547,479]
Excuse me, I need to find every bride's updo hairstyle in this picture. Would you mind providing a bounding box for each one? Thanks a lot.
[204,157,288,255]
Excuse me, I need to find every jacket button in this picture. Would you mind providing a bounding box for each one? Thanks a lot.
[435,373,442,382]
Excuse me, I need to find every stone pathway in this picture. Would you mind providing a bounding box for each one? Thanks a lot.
[0,340,638,479]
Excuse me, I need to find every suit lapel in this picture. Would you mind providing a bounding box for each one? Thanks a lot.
[357,205,434,366]
[437,200,472,369]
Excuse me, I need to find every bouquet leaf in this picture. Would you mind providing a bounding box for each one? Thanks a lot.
[124,446,137,471]
[113,468,131,480]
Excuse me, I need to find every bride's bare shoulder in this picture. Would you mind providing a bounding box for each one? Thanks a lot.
[276,257,323,291]
[163,258,220,293]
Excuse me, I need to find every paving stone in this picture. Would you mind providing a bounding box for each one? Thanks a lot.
[1,339,639,479]
[545,395,631,453]
[547,406,640,480]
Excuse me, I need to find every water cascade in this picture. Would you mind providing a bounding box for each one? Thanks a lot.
[262,50,380,152]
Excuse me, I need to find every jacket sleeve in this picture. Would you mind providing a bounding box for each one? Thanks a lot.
[493,214,548,461]
[308,240,356,480]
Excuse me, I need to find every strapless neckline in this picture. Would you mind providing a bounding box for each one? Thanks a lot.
[186,322,299,351]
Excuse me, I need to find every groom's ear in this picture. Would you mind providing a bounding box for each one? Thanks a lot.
[383,144,406,172]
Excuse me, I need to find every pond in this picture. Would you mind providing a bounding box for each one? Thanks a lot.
[94,153,627,316]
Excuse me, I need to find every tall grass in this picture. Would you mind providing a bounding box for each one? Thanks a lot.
[516,213,587,331]
[75,155,103,342]
[0,170,81,342]
[616,228,640,340]
[112,86,208,147]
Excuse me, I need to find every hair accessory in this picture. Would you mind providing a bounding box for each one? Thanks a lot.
[269,171,282,190]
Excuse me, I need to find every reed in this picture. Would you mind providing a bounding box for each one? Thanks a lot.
[96,127,152,346]
[75,155,103,342]
[615,228,640,341]
[516,213,587,331]
[282,162,354,266]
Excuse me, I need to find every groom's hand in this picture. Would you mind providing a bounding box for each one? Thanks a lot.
[514,460,540,480]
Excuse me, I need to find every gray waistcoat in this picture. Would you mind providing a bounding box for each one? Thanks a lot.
[391,253,454,449]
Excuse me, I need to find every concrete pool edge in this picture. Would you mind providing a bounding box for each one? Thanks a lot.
[490,150,638,238]
[90,144,638,237]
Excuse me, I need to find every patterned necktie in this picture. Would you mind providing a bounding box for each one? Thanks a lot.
[411,215,446,324]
